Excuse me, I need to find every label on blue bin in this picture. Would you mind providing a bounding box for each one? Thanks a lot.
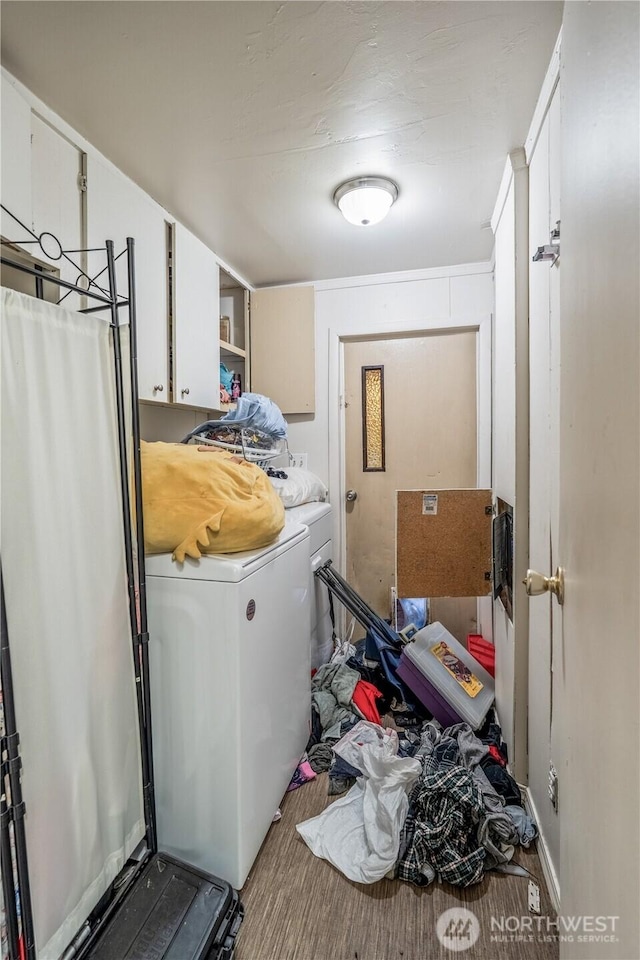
[431,641,483,698]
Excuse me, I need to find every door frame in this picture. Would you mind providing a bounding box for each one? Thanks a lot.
[521,34,562,911]
[328,312,493,637]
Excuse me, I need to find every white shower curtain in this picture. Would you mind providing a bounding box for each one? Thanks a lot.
[1,289,145,958]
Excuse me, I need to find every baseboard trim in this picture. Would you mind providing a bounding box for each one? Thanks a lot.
[523,786,561,913]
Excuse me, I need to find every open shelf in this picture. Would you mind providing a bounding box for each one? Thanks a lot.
[220,339,246,359]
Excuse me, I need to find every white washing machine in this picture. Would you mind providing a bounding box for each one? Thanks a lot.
[285,502,333,669]
[145,522,310,889]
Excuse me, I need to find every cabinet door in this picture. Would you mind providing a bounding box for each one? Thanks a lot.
[31,116,84,292]
[173,223,219,410]
[86,156,168,401]
[1,76,32,245]
[250,285,315,414]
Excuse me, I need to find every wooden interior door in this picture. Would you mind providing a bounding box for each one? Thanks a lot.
[343,332,477,641]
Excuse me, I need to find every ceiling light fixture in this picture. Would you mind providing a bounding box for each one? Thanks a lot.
[333,176,399,227]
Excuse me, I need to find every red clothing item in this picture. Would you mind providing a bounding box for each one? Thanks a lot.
[351,679,383,725]
[488,744,507,767]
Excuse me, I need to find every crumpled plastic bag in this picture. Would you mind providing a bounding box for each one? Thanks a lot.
[221,392,288,439]
[296,721,421,883]
[331,719,391,769]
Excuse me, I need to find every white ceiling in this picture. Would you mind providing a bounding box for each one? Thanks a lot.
[1,1,563,286]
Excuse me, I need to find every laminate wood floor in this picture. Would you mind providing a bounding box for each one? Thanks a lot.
[235,773,559,960]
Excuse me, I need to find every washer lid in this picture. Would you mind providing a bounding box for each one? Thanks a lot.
[284,502,332,553]
[284,501,332,525]
[145,522,309,581]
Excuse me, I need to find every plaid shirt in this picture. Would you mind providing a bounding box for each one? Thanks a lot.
[397,749,486,887]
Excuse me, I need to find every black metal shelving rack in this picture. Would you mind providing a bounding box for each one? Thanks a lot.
[1,206,243,960]
[0,205,155,959]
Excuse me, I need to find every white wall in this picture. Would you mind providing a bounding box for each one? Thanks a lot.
[558,4,639,957]
[282,265,494,642]
[286,265,493,488]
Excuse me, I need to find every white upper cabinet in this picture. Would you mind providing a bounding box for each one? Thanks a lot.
[219,272,250,409]
[86,155,169,401]
[1,76,32,244]
[31,116,84,294]
[173,223,220,410]
[2,70,225,413]
[250,285,315,414]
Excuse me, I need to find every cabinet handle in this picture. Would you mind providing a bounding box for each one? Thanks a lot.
[153,384,164,393]
[181,387,190,397]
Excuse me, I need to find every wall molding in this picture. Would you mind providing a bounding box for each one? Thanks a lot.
[524,787,561,913]
[256,261,493,292]
[314,260,493,293]
[524,30,562,165]
[491,148,527,234]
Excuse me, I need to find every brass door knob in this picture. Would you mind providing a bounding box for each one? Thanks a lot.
[523,567,565,606]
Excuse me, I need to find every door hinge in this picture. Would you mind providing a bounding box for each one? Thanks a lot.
[533,221,561,263]
[532,244,559,263]
[78,174,88,193]
[548,762,559,812]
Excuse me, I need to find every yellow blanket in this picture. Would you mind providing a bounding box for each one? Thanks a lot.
[141,441,285,562]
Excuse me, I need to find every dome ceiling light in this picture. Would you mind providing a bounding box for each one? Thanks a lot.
[333,176,399,227]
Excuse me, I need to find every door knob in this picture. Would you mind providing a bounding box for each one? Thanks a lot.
[345,489,358,502]
[523,567,565,606]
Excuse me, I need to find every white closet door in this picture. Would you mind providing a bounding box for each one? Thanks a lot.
[31,116,84,294]
[527,90,562,880]
[173,223,219,410]
[86,155,168,401]
[1,76,32,246]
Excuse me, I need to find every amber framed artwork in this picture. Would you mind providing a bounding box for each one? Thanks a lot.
[361,364,385,471]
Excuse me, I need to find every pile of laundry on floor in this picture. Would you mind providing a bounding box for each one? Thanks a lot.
[305,657,387,795]
[293,642,537,888]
